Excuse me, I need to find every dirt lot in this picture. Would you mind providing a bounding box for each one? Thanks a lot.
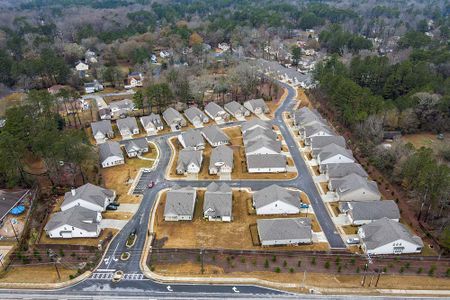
[153,189,328,251]
[0,265,77,283]
[401,132,449,156]
[167,128,297,180]
[101,144,157,204]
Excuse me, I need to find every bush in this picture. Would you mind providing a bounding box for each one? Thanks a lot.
[240,257,246,263]
[337,266,342,273]
[325,261,330,269]
[383,267,387,273]
[150,266,155,271]
[335,256,341,265]
[252,259,257,266]
[274,267,281,273]
[211,255,215,261]
[297,260,302,267]
[400,267,404,273]
[196,255,201,262]
[264,259,269,268]
[69,275,75,280]
[311,257,316,265]
[283,260,287,267]
[289,268,294,273]
[428,265,436,276]
[417,267,423,274]
[405,262,410,269]
[272,255,277,262]
[356,267,360,273]
[446,268,450,277]
[350,258,356,265]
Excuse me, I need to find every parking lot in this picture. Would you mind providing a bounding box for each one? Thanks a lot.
[133,171,153,195]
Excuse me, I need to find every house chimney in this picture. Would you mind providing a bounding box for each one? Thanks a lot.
[71,188,76,196]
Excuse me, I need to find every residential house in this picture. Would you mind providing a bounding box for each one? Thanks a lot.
[301,123,334,142]
[75,61,89,72]
[203,182,232,222]
[123,138,149,158]
[176,149,203,174]
[140,114,163,136]
[240,119,272,135]
[244,98,269,115]
[99,141,124,168]
[309,136,346,152]
[246,154,287,173]
[218,43,230,52]
[204,102,230,123]
[160,50,172,58]
[109,99,135,118]
[163,185,197,221]
[316,143,355,166]
[99,107,112,120]
[184,107,209,127]
[178,129,205,150]
[253,185,300,215]
[84,80,103,94]
[90,120,114,144]
[243,127,278,146]
[117,117,139,140]
[330,173,381,202]
[209,145,233,175]
[293,108,326,129]
[257,218,312,246]
[340,200,400,226]
[224,101,250,119]
[245,139,281,156]
[61,183,115,212]
[201,125,230,147]
[163,107,187,131]
[85,49,98,64]
[125,72,144,89]
[358,218,423,255]
[45,206,101,239]
[320,163,368,181]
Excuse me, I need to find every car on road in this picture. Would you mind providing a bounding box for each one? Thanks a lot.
[147,181,155,188]
[346,237,360,244]
[142,168,151,173]
[300,203,309,209]
[112,270,124,283]
[106,204,118,211]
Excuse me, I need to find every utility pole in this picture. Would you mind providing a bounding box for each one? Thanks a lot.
[54,261,61,281]
[375,271,382,287]
[10,220,19,243]
[361,263,368,286]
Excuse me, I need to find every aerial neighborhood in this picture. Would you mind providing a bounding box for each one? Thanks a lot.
[0,0,449,295]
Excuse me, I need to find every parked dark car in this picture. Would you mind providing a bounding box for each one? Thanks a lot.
[106,204,118,211]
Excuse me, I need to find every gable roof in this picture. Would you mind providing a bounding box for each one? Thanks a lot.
[205,102,225,117]
[141,113,163,128]
[257,218,312,242]
[202,125,229,144]
[180,129,204,148]
[91,120,113,136]
[253,185,300,210]
[110,99,134,111]
[210,145,233,168]
[62,183,114,209]
[317,143,354,162]
[332,173,380,197]
[294,108,326,127]
[124,138,148,153]
[246,139,281,154]
[346,200,400,222]
[185,106,208,123]
[325,163,368,179]
[303,123,334,137]
[361,218,423,250]
[99,141,123,163]
[117,117,138,132]
[177,149,203,170]
[224,101,247,114]
[164,186,196,217]
[45,206,99,232]
[246,154,286,169]
[245,98,268,111]
[163,107,184,124]
[310,135,346,151]
[241,119,271,134]
[243,127,277,144]
[204,182,232,218]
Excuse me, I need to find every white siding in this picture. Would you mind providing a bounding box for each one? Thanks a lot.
[255,201,299,215]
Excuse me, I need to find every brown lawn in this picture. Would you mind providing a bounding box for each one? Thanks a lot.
[341,225,358,235]
[329,203,340,217]
[153,189,327,251]
[319,182,329,194]
[0,265,77,283]
[401,132,449,155]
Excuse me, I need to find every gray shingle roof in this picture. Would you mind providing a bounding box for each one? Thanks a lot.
[360,218,423,250]
[177,149,203,171]
[180,129,204,149]
[116,117,138,133]
[184,106,208,123]
[45,206,99,232]
[246,139,281,154]
[62,183,114,209]
[110,99,134,111]
[140,113,163,128]
[201,125,229,145]
[164,185,196,217]
[99,141,124,164]
[91,120,113,136]
[303,123,333,137]
[203,182,232,218]
[124,138,148,154]
[246,154,286,169]
[245,98,268,112]
[310,136,346,151]
[253,185,300,210]
[243,127,277,145]
[205,102,226,118]
[257,218,312,243]
[241,119,271,134]
[163,107,184,125]
[294,108,326,127]
[346,200,400,222]
[331,173,380,197]
[324,163,368,179]
[224,101,247,115]
[317,143,354,162]
[210,145,233,168]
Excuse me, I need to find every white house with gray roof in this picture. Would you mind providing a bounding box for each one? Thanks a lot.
[330,173,381,202]
[99,141,124,168]
[209,145,233,175]
[178,129,205,150]
[164,186,197,221]
[123,138,149,158]
[309,136,346,152]
[257,218,312,246]
[116,117,139,140]
[321,163,368,181]
[244,98,269,115]
[247,154,286,173]
[184,106,209,128]
[163,107,187,131]
[203,182,232,222]
[45,206,101,239]
[61,183,115,212]
[109,99,135,118]
[243,127,278,146]
[340,200,400,226]
[293,108,326,129]
[253,185,300,215]
[201,125,230,147]
[176,149,203,174]
[240,119,271,134]
[358,218,423,255]
[91,120,114,144]
[140,113,163,136]
[301,123,334,141]
[316,143,355,166]
[224,101,249,119]
[204,102,230,123]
